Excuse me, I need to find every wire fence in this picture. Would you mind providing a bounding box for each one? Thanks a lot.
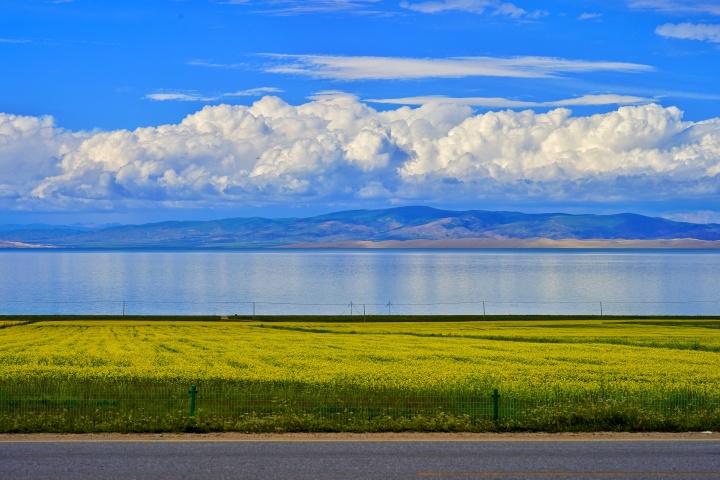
[1,381,718,433]
[2,299,720,316]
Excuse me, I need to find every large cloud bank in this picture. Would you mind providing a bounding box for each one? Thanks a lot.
[2,96,720,213]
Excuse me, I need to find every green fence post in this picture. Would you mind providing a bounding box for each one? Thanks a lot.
[189,384,197,421]
[492,389,499,422]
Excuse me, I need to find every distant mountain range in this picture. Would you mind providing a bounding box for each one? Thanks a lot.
[2,206,720,249]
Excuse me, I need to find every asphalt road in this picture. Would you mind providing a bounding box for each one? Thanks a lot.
[1,439,719,480]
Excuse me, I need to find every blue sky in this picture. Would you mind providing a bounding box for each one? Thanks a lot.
[1,0,719,224]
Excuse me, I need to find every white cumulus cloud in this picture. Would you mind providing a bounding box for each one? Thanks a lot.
[0,113,87,199]
[1,97,720,215]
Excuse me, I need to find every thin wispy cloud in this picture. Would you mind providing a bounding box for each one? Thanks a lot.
[366,94,653,107]
[578,13,603,21]
[308,90,358,99]
[215,0,385,15]
[224,87,284,96]
[0,38,32,44]
[656,23,720,43]
[145,88,282,102]
[628,0,720,15]
[264,54,653,80]
[188,60,246,69]
[399,0,546,19]
[665,211,720,224]
[656,90,720,101]
[0,36,118,48]
[146,93,220,102]
[145,94,193,102]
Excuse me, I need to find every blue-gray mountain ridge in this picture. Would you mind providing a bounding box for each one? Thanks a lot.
[2,207,720,248]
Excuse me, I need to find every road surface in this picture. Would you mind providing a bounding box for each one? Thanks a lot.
[1,434,718,479]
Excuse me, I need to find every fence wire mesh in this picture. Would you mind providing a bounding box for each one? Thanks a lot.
[1,381,718,433]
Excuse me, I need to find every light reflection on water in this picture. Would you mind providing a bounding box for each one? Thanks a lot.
[1,249,719,316]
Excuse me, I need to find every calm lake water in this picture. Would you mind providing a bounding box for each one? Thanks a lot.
[1,249,719,316]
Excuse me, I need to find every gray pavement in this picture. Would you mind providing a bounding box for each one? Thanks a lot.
[0,439,719,479]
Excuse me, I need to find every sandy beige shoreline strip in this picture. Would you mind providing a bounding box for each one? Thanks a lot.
[280,238,720,249]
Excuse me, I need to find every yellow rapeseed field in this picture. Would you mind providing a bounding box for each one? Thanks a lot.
[1,319,718,396]
[0,320,30,328]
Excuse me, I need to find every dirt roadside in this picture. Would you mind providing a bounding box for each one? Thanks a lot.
[0,431,717,442]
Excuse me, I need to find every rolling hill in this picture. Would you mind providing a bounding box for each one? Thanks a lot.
[2,206,720,248]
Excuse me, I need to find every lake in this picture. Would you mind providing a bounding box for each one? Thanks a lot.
[1,249,719,316]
